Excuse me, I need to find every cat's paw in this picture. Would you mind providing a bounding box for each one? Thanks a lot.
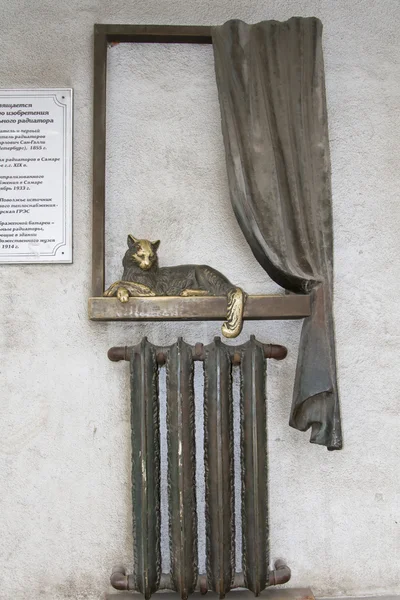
[117,287,129,303]
[103,281,121,297]
[181,288,210,297]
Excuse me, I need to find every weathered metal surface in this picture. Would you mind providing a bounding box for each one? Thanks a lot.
[89,294,311,322]
[204,339,234,597]
[104,235,246,338]
[240,337,268,595]
[110,338,290,598]
[108,343,287,363]
[130,339,161,599]
[166,339,198,599]
[213,19,341,450]
[92,25,107,297]
[95,23,213,44]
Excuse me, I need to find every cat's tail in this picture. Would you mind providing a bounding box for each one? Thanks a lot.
[222,287,246,338]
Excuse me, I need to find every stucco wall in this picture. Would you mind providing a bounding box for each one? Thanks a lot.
[1,1,399,599]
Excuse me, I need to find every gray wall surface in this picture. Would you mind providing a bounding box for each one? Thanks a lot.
[1,1,399,599]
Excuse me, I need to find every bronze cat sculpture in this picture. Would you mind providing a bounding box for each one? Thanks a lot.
[104,235,246,338]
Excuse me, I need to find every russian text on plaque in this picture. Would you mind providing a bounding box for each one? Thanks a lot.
[0,89,72,263]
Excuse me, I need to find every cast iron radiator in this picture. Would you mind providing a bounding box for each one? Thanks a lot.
[108,336,290,599]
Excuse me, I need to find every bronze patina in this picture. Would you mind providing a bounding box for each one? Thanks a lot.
[104,235,246,338]
[108,337,291,598]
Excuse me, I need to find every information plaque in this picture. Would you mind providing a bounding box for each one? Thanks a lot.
[0,89,72,263]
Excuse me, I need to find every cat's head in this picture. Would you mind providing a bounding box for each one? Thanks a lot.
[124,234,160,271]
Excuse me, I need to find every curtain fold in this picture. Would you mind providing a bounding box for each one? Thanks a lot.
[212,17,342,450]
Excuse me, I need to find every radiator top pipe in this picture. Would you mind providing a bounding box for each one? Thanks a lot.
[108,338,287,364]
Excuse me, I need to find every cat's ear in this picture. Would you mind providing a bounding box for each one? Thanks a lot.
[151,240,160,251]
[127,234,139,248]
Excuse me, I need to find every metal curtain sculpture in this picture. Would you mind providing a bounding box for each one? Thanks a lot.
[94,15,342,600]
[213,18,341,450]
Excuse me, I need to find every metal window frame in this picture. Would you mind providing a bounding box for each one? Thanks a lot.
[90,24,311,322]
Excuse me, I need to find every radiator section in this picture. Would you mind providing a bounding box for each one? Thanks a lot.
[130,338,161,599]
[240,337,268,595]
[166,339,198,599]
[204,339,234,597]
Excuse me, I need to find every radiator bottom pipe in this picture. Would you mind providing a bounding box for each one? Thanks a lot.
[111,561,291,593]
[268,560,291,586]
[110,566,129,591]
